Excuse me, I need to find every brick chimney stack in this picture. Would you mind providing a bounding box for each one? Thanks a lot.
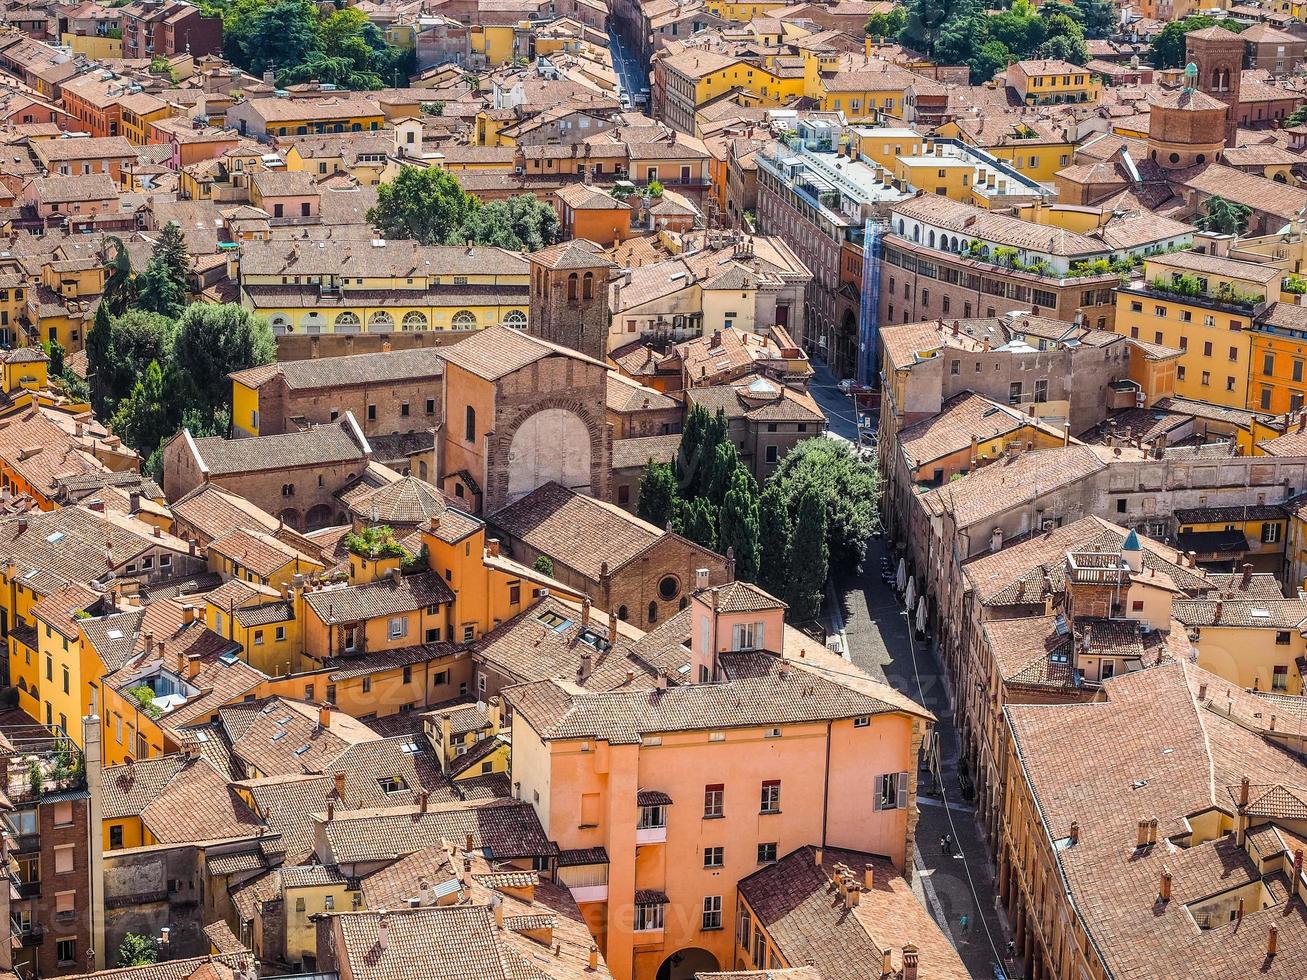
[1158,868,1172,903]
[902,944,919,980]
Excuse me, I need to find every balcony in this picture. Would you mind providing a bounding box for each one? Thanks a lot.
[12,921,41,947]
[636,793,670,844]
[557,848,609,904]
[15,880,39,899]
[635,824,667,845]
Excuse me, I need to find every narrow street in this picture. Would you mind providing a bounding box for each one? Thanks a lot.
[808,359,861,443]
[810,375,1011,978]
[836,546,1013,979]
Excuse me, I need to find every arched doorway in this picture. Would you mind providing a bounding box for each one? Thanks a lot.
[656,948,719,980]
[505,407,593,503]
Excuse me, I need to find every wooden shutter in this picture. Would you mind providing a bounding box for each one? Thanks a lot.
[896,771,909,809]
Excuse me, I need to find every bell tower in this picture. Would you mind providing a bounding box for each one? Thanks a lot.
[527,239,617,361]
[1186,24,1245,144]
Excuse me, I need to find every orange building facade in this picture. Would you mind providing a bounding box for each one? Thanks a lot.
[506,582,932,980]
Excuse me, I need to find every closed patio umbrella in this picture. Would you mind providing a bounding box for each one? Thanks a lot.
[916,595,928,635]
[904,575,916,612]
[896,557,906,592]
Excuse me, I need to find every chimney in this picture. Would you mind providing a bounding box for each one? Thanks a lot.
[418,789,429,813]
[466,833,474,854]
[185,655,201,680]
[1198,682,1208,701]
[847,886,860,907]
[319,702,332,729]
[1214,599,1223,624]
[863,863,874,889]
[488,538,501,558]
[334,770,346,801]
[881,949,893,977]
[1069,821,1079,845]
[814,847,823,866]
[1158,868,1172,903]
[377,914,389,950]
[1240,776,1251,807]
[588,946,599,971]
[1269,925,1279,957]
[1136,819,1149,848]
[494,900,504,928]
[578,650,593,683]
[1240,563,1253,591]
[609,607,619,643]
[581,596,591,628]
[327,797,335,821]
[1149,818,1158,844]
[1237,897,1245,925]
[902,944,919,980]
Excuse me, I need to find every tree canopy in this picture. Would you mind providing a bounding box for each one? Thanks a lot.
[771,439,881,570]
[203,0,413,89]
[367,168,559,251]
[900,0,1090,81]
[1197,195,1251,236]
[1148,15,1242,69]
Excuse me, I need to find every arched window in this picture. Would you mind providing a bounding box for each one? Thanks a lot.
[648,601,658,623]
[465,405,476,443]
[269,313,291,334]
[928,230,935,248]
[912,224,920,242]
[368,311,394,333]
[451,310,477,330]
[617,605,628,620]
[583,271,594,300]
[333,311,360,332]
[503,309,527,328]
[401,311,428,331]
[567,273,578,300]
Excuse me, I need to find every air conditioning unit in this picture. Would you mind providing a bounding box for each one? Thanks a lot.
[1041,518,1057,531]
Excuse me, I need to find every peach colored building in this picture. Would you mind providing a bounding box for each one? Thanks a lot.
[504,579,934,980]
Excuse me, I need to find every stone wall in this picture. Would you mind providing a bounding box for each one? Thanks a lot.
[103,843,206,960]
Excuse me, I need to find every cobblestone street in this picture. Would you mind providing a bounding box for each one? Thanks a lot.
[835,536,1015,979]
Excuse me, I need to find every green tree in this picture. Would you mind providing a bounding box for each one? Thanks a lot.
[1197,195,1251,237]
[637,460,679,529]
[153,220,193,292]
[116,933,158,968]
[171,304,276,422]
[772,439,881,570]
[100,235,136,316]
[135,257,186,317]
[973,40,1015,81]
[368,166,480,246]
[646,180,664,198]
[784,486,827,624]
[703,441,744,508]
[901,0,977,56]
[111,360,173,460]
[1289,104,1307,127]
[718,467,760,582]
[676,405,727,499]
[1069,0,1115,38]
[86,309,173,418]
[533,555,554,575]
[44,338,65,378]
[223,0,321,78]
[676,496,718,551]
[756,483,792,600]
[864,5,906,37]
[457,194,560,251]
[1147,15,1238,69]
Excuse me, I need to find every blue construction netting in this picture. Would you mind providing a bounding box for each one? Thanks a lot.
[858,218,884,387]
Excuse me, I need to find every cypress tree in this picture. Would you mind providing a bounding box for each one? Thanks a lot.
[757,482,792,600]
[678,496,718,551]
[637,460,679,528]
[785,486,828,623]
[718,466,760,582]
[703,441,744,507]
